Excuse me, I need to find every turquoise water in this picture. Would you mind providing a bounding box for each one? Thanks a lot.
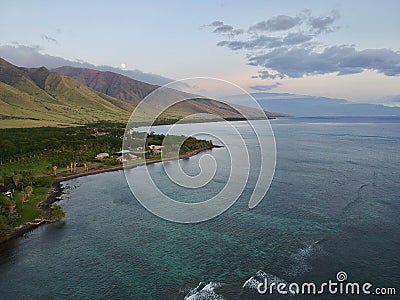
[0,117,399,299]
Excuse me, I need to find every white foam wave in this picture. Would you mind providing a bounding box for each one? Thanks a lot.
[184,282,225,300]
[286,240,324,277]
[243,271,293,294]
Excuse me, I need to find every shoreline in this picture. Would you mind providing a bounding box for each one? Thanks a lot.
[4,145,217,243]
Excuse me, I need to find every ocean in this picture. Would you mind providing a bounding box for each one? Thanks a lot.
[0,117,399,299]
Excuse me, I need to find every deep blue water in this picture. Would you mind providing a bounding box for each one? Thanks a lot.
[0,117,399,299]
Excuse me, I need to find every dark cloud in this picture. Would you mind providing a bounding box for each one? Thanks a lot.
[210,21,224,27]
[249,15,301,32]
[217,32,311,51]
[213,24,244,36]
[248,46,400,78]
[307,10,340,34]
[0,44,174,85]
[41,34,59,44]
[250,83,282,91]
[217,36,282,50]
[283,32,312,45]
[213,25,234,33]
[211,10,400,79]
[255,70,285,80]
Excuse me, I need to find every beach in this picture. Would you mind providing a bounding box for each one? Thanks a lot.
[4,144,216,243]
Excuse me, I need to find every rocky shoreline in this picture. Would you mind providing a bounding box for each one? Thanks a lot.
[4,145,217,243]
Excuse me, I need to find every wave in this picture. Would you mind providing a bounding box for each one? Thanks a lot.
[243,270,293,294]
[184,282,225,300]
[285,240,324,277]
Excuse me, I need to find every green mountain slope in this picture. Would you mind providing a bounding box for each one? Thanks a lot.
[0,58,282,128]
[0,58,135,127]
[54,66,282,120]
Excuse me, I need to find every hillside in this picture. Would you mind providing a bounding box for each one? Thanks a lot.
[0,58,281,128]
[0,58,136,127]
[54,66,285,120]
[54,66,156,104]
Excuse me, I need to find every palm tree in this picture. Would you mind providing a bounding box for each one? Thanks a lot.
[12,174,23,190]
[19,193,26,209]
[52,165,58,176]
[25,186,33,202]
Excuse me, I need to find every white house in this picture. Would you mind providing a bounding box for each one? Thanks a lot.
[95,152,109,159]
[117,150,131,155]
[116,153,139,162]
[148,145,164,154]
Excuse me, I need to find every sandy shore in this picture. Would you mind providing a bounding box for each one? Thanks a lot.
[5,145,217,243]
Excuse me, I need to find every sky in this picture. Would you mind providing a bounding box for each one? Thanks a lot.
[0,0,399,104]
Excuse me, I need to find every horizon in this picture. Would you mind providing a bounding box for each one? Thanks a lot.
[0,1,399,105]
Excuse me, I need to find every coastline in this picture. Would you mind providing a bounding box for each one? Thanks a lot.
[4,144,217,243]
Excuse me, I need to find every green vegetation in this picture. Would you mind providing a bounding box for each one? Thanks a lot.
[0,121,213,241]
[42,205,65,222]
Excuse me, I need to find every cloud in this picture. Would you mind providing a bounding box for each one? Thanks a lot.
[247,46,400,78]
[307,10,340,34]
[0,44,175,85]
[217,31,312,51]
[41,34,59,44]
[210,10,400,79]
[283,32,312,45]
[210,21,244,36]
[250,83,282,91]
[210,21,224,27]
[249,15,301,32]
[213,24,234,33]
[217,36,283,50]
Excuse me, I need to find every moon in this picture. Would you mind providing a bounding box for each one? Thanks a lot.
[120,63,126,69]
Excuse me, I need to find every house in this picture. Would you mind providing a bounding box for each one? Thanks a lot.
[116,153,138,162]
[148,145,164,154]
[4,190,13,198]
[95,152,109,159]
[0,185,14,198]
[0,186,14,198]
[116,156,127,163]
[153,149,162,155]
[117,150,131,155]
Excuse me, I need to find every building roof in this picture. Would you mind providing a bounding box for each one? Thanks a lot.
[149,145,164,150]
[96,152,109,158]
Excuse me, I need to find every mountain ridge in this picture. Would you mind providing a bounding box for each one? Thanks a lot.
[0,58,281,128]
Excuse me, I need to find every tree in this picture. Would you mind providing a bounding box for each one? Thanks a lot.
[12,174,23,190]
[52,165,58,176]
[0,215,12,241]
[19,193,26,209]
[0,195,15,215]
[42,205,65,221]
[25,186,33,202]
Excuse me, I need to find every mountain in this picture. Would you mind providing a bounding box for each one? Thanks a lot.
[0,44,173,86]
[54,66,284,120]
[53,66,158,104]
[0,57,137,127]
[224,92,400,117]
[0,58,277,128]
